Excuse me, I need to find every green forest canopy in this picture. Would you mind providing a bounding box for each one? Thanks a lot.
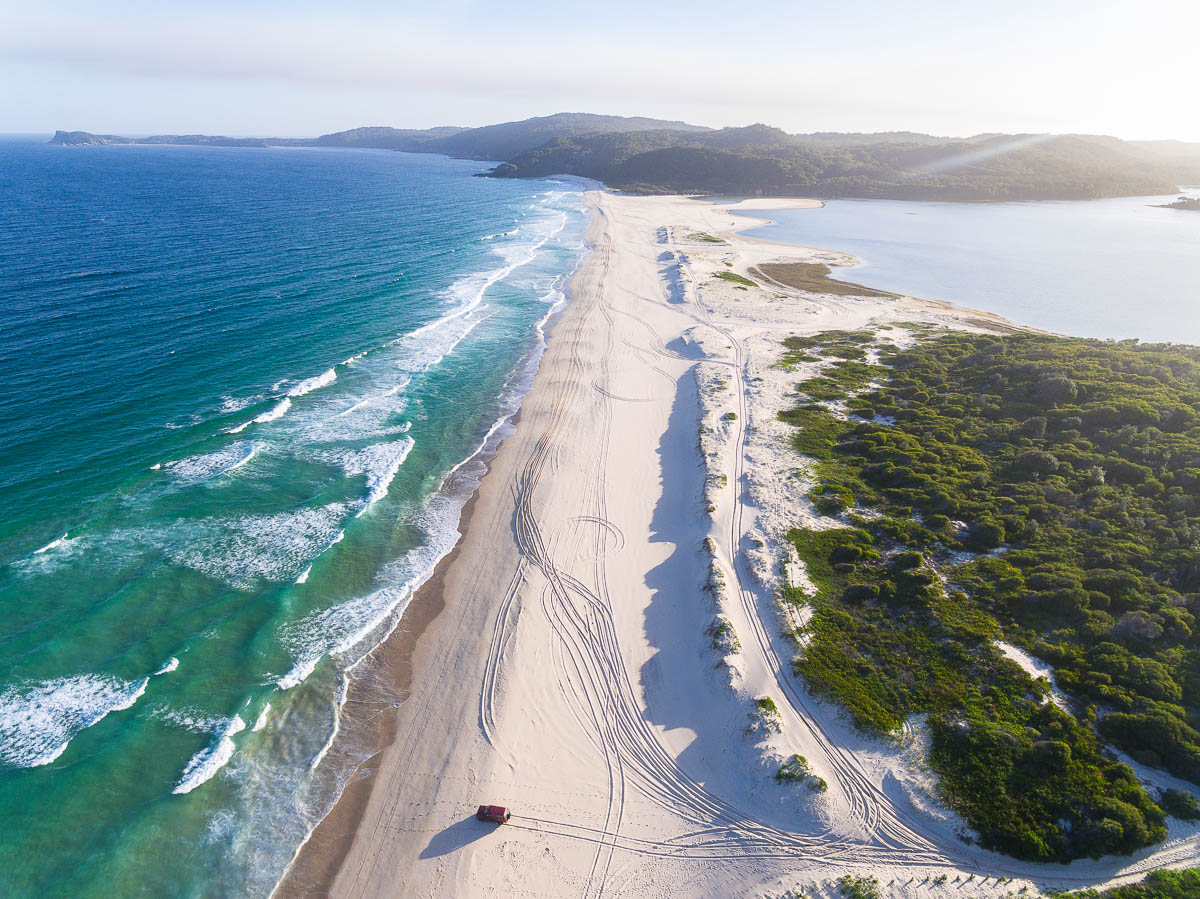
[489,128,1200,201]
[779,329,1200,862]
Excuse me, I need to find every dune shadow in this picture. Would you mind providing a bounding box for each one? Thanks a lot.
[634,371,820,836]
[419,815,495,859]
[659,251,686,304]
[665,336,707,359]
[639,371,725,757]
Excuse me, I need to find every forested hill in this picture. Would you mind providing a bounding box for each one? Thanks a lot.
[50,114,1200,201]
[48,113,707,160]
[489,128,1200,201]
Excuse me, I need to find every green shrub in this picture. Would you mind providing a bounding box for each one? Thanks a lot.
[777,329,1200,862]
[838,874,881,899]
[1159,788,1200,820]
[714,270,755,287]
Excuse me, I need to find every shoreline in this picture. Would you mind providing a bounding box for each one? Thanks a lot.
[273,191,589,896]
[273,273,583,896]
[718,197,1051,335]
[275,190,1191,897]
[275,471,484,896]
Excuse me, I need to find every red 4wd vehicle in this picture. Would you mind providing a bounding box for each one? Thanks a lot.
[476,805,511,825]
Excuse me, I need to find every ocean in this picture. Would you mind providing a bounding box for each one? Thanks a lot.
[737,193,1200,345]
[0,137,588,896]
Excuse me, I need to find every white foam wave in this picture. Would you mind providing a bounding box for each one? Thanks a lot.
[295,384,410,442]
[256,398,293,423]
[314,438,414,501]
[286,368,337,398]
[295,566,311,584]
[156,706,229,733]
[335,383,404,419]
[312,437,414,516]
[164,442,257,482]
[15,533,89,575]
[157,503,350,590]
[479,228,519,241]
[0,674,148,768]
[154,657,179,675]
[362,441,412,510]
[34,534,69,554]
[218,394,260,416]
[228,398,292,434]
[310,674,347,771]
[275,499,463,692]
[277,655,320,691]
[172,714,246,795]
[252,703,271,732]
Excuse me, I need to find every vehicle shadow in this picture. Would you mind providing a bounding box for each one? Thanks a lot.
[419,815,495,859]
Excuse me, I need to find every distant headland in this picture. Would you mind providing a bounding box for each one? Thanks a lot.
[1152,196,1200,211]
[51,113,1200,203]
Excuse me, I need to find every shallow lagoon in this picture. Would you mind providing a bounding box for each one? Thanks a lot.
[738,192,1200,344]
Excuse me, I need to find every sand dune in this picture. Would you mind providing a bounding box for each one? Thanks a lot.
[277,193,1200,898]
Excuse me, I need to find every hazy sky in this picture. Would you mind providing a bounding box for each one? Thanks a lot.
[3,0,1198,140]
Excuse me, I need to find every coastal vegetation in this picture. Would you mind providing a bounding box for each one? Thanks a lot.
[1153,197,1200,211]
[779,329,1200,861]
[837,874,882,899]
[715,271,756,288]
[752,262,898,299]
[775,753,829,792]
[748,696,783,736]
[1060,867,1200,898]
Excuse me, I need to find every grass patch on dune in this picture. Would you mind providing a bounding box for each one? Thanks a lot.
[775,753,829,792]
[838,875,882,899]
[1058,866,1200,898]
[714,270,756,287]
[777,404,843,460]
[799,360,879,402]
[752,262,899,299]
[781,331,877,363]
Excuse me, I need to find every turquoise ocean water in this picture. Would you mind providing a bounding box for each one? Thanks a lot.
[0,138,588,896]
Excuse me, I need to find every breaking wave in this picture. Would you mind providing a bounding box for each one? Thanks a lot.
[286,368,337,398]
[172,714,247,795]
[0,674,149,768]
[228,398,292,434]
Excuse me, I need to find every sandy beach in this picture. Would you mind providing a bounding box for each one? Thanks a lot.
[276,191,1200,898]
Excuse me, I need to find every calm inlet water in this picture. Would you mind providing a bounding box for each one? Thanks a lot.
[738,193,1200,344]
[0,139,588,896]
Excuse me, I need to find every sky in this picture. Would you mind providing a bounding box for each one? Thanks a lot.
[2,0,1199,141]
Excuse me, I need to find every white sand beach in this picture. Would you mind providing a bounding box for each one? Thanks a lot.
[278,192,1200,898]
